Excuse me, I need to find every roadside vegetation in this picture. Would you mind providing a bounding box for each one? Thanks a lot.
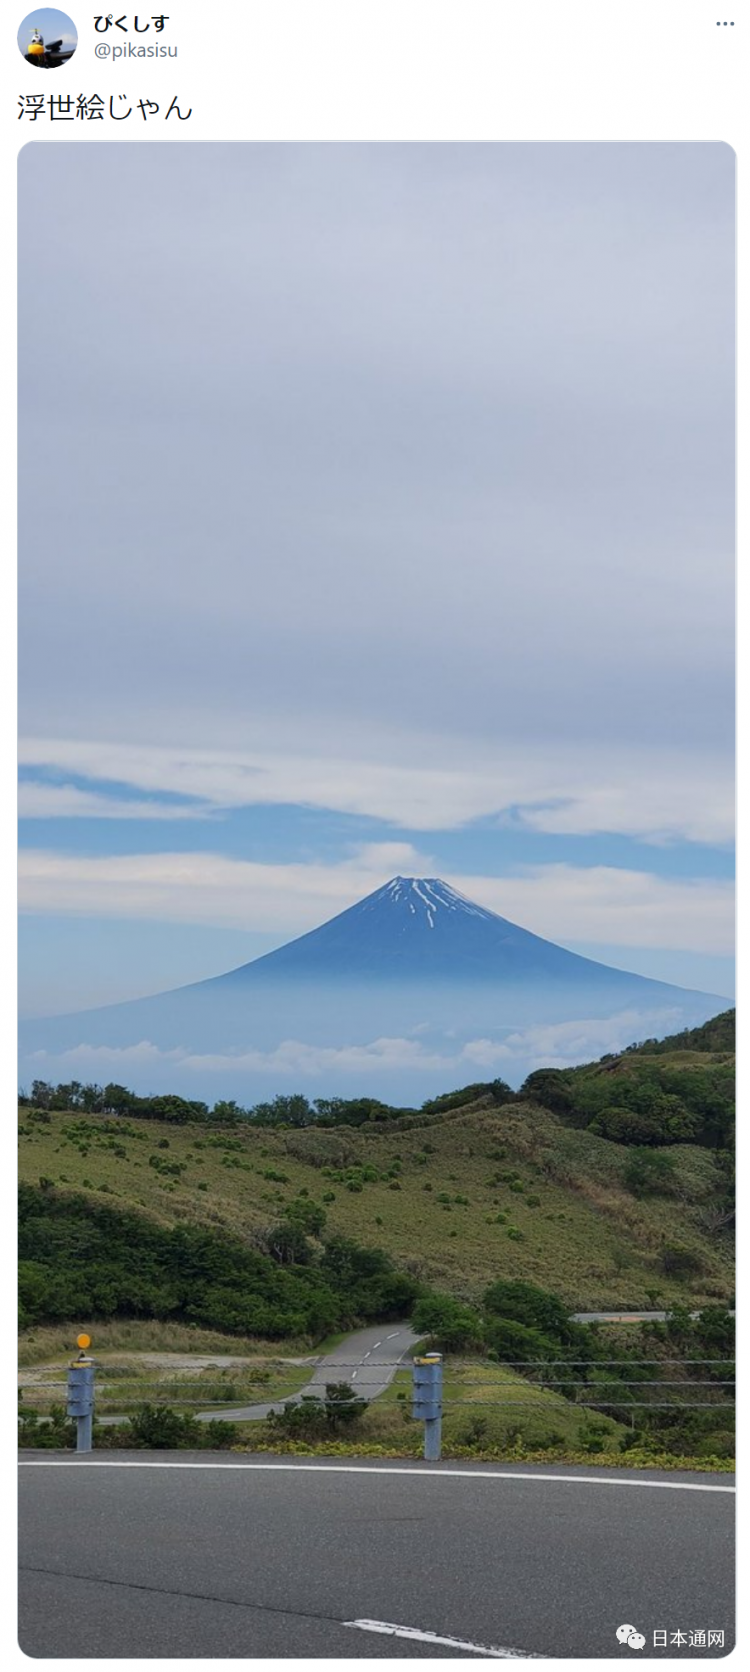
[19,1016,734,1468]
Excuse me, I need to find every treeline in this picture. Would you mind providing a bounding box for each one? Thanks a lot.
[522,1057,734,1150]
[622,1009,735,1057]
[18,1183,419,1340]
[20,1079,515,1130]
[21,1039,734,1152]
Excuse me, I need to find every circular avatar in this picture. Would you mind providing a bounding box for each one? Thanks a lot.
[18,10,77,68]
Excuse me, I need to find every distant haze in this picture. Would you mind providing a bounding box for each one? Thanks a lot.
[19,877,726,1100]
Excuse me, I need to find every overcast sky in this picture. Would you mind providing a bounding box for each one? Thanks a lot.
[18,144,734,1018]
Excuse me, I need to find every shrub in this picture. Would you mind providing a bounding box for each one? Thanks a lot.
[284,1199,327,1237]
[484,1279,574,1341]
[267,1382,366,1440]
[18,1403,75,1450]
[623,1149,678,1198]
[460,1415,488,1447]
[128,1403,200,1448]
[660,1245,703,1279]
[411,1293,483,1352]
[486,1318,558,1363]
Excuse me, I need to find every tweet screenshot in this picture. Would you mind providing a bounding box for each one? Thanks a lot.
[8,1,743,1665]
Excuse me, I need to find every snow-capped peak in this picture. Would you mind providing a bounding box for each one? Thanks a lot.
[378,876,493,926]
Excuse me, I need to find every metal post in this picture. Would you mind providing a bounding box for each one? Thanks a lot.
[67,1356,95,1453]
[412,1353,443,1461]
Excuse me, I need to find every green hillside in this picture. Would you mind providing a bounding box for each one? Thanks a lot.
[18,1087,733,1313]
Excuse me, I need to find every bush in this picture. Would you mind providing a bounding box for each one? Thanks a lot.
[484,1280,574,1341]
[411,1293,483,1352]
[18,1403,76,1450]
[267,1382,366,1440]
[123,1403,238,1450]
[284,1199,327,1237]
[623,1149,678,1198]
[660,1245,703,1279]
[485,1318,559,1363]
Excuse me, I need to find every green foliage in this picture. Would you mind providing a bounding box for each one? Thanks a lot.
[284,1198,327,1237]
[660,1244,703,1279]
[126,1403,238,1449]
[18,1184,420,1343]
[485,1318,560,1362]
[267,1381,366,1439]
[421,1079,515,1114]
[18,1402,75,1449]
[412,1293,483,1352]
[518,1069,575,1116]
[518,1018,734,1151]
[628,1010,735,1055]
[262,1222,314,1266]
[484,1279,573,1340]
[623,1149,678,1198]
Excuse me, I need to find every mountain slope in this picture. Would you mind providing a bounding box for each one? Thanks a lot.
[17,1092,734,1311]
[19,876,727,1099]
[201,877,687,989]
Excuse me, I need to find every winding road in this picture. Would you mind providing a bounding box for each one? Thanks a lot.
[195,1322,419,1421]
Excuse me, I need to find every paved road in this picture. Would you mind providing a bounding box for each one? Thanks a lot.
[573,1311,735,1325]
[18,1454,734,1658]
[196,1322,419,1422]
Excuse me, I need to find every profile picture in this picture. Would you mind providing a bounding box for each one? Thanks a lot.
[18,9,77,67]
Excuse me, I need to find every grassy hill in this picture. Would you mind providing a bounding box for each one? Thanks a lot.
[18,1088,733,1312]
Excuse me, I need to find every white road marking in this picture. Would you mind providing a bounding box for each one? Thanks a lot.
[386,1331,400,1339]
[372,1341,382,1349]
[17,1461,734,1492]
[351,1371,358,1379]
[343,1619,537,1657]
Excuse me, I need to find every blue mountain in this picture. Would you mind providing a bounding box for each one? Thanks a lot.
[20,877,727,1098]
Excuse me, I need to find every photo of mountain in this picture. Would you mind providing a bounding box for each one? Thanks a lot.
[20,876,726,1101]
[18,145,733,1110]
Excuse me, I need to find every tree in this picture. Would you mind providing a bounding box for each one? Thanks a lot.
[623,1149,678,1197]
[412,1293,483,1352]
[484,1279,573,1341]
[212,1100,244,1124]
[262,1222,313,1266]
[284,1199,327,1237]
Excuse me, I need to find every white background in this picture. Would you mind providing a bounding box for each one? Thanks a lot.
[3,3,745,1668]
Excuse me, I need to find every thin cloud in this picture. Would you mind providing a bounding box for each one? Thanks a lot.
[26,1007,691,1082]
[18,782,216,821]
[18,735,734,844]
[17,846,734,956]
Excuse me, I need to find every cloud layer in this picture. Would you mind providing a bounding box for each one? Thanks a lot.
[19,735,734,844]
[23,1006,693,1088]
[17,843,734,957]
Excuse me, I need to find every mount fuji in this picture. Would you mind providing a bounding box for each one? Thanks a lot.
[20,877,727,1099]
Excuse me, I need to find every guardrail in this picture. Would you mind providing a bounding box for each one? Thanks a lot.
[19,1353,735,1460]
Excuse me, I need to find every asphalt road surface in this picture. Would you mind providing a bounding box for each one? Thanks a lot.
[19,1455,734,1658]
[196,1322,419,1421]
[573,1312,735,1325]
